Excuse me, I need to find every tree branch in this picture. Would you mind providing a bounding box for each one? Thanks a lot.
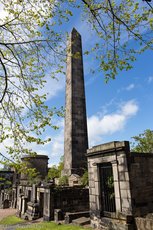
[0,57,8,103]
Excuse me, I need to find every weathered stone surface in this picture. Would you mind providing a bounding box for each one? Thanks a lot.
[63,28,88,176]
[135,217,153,230]
[87,141,130,155]
[129,154,153,216]
[72,216,90,226]
[65,211,90,224]
[68,174,81,187]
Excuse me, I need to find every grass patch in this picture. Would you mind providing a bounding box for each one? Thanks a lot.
[0,215,25,225]
[16,221,92,230]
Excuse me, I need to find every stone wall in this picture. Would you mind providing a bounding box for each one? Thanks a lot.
[129,153,153,216]
[53,186,89,213]
[38,186,89,221]
[17,184,89,221]
[135,216,153,230]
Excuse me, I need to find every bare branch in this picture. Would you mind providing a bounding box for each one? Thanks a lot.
[0,57,8,103]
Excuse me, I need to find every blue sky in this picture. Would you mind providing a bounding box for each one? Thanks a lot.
[37,5,153,167]
[0,2,152,167]
[44,47,153,167]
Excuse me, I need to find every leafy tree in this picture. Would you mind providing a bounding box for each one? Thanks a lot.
[57,155,64,172]
[48,165,60,180]
[0,0,65,167]
[67,0,153,80]
[47,155,64,180]
[131,129,153,153]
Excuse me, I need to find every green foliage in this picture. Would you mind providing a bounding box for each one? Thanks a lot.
[0,176,12,189]
[4,180,12,185]
[81,170,88,186]
[0,0,65,168]
[0,215,25,225]
[131,129,153,153]
[67,0,152,80]
[106,175,115,199]
[27,173,42,185]
[58,175,68,186]
[58,155,64,172]
[107,175,114,189]
[48,165,60,180]
[17,162,42,185]
[0,177,5,181]
[47,155,64,180]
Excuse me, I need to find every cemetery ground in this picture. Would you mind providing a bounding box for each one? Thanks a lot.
[0,210,92,230]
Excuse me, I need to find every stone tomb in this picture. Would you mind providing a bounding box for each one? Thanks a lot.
[17,183,89,221]
[87,141,153,229]
[15,154,89,221]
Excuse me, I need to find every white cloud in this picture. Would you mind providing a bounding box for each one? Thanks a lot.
[148,76,153,84]
[50,120,64,157]
[118,83,135,93]
[125,84,135,91]
[39,75,65,101]
[121,100,138,117]
[88,100,138,146]
[39,100,139,160]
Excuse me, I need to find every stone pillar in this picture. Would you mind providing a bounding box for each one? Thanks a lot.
[21,196,28,215]
[32,184,37,202]
[12,188,17,208]
[43,187,54,221]
[0,191,4,208]
[63,28,88,176]
[18,194,23,216]
[112,161,122,212]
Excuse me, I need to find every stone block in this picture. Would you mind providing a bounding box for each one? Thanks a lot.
[95,195,100,210]
[115,197,121,211]
[89,180,95,188]
[121,198,132,209]
[120,189,131,199]
[114,181,120,198]
[89,188,95,195]
[88,172,95,181]
[125,172,130,181]
[120,181,130,190]
[95,182,99,195]
[90,195,96,203]
[54,209,64,222]
[112,164,119,181]
[118,157,128,167]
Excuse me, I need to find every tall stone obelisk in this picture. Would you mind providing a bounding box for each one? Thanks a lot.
[63,28,88,176]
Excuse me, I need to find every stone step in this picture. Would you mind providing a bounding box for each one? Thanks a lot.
[100,217,134,230]
[72,217,90,226]
[65,211,89,224]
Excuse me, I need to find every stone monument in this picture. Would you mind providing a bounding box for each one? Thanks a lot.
[63,28,88,176]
